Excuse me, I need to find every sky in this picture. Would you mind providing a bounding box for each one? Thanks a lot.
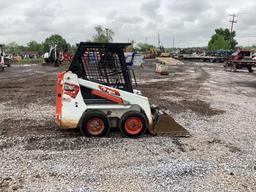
[0,0,255,47]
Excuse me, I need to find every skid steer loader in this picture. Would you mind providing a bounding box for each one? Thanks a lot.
[55,42,189,137]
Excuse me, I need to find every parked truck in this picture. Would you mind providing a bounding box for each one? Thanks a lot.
[224,49,256,72]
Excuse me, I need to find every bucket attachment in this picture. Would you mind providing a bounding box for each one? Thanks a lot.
[150,106,190,137]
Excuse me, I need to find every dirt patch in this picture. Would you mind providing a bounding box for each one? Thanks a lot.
[207,138,224,145]
[0,177,24,191]
[0,118,56,137]
[0,75,56,106]
[172,138,186,152]
[235,81,256,88]
[143,98,224,116]
[179,99,225,116]
[205,138,242,153]
[195,66,209,82]
[0,65,61,106]
[228,144,242,153]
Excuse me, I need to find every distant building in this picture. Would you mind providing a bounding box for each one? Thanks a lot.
[20,51,39,59]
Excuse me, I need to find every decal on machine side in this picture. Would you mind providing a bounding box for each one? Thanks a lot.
[92,89,124,104]
[98,85,120,96]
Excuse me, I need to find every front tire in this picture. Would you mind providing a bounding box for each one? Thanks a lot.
[80,111,110,137]
[119,111,147,138]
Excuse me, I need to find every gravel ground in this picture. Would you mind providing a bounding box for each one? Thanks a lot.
[0,61,256,192]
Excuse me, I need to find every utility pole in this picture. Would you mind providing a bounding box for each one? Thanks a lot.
[228,14,238,50]
[172,37,175,49]
[105,28,110,42]
[229,14,238,33]
[158,33,161,47]
[145,37,148,44]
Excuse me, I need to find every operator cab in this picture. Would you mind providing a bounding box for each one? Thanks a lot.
[68,42,135,104]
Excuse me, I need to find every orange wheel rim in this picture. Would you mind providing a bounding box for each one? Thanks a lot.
[86,118,104,136]
[124,117,143,135]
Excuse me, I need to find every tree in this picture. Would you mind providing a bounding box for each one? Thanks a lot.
[208,28,238,50]
[252,45,256,50]
[27,40,43,54]
[92,25,114,43]
[43,34,68,52]
[5,42,21,55]
[208,34,229,51]
[242,44,256,51]
[19,45,28,53]
[134,43,155,52]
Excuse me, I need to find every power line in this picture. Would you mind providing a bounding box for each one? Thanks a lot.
[229,14,238,33]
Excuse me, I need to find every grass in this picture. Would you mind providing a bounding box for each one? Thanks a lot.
[13,58,44,64]
[13,58,70,65]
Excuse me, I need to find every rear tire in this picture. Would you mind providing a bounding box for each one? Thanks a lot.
[231,64,237,72]
[80,111,110,137]
[119,111,147,138]
[247,66,253,73]
[54,59,60,67]
[224,63,228,71]
[4,59,11,67]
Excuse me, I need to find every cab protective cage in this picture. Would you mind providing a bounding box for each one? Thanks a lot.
[68,42,133,93]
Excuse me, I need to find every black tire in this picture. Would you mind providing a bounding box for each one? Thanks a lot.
[54,60,60,67]
[80,110,110,137]
[231,64,237,72]
[224,63,228,70]
[119,111,147,138]
[4,59,11,67]
[247,66,253,73]
[44,58,51,63]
